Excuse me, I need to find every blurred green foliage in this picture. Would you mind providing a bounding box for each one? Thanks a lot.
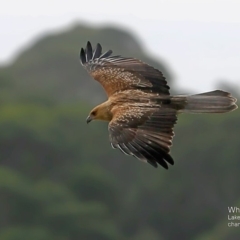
[0,24,239,240]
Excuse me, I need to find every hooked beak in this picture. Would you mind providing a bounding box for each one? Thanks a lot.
[86,115,92,124]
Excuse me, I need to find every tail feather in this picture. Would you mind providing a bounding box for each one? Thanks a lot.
[173,90,238,113]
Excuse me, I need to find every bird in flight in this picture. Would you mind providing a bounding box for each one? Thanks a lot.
[80,42,237,169]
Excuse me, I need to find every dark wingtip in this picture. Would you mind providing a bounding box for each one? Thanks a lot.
[92,43,102,59]
[158,160,169,169]
[99,49,113,59]
[80,42,114,65]
[164,154,174,166]
[80,48,86,65]
[147,160,158,168]
[86,41,93,61]
[154,153,174,169]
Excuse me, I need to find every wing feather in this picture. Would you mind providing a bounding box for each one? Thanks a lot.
[80,41,170,97]
[80,48,86,65]
[109,107,177,169]
[86,41,93,62]
[92,43,102,59]
[99,49,113,59]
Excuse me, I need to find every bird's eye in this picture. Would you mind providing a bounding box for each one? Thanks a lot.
[92,111,96,116]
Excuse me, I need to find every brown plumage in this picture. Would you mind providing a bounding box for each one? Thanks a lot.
[80,41,238,169]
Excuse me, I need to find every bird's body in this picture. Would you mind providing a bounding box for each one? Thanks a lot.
[80,42,238,169]
[95,90,165,120]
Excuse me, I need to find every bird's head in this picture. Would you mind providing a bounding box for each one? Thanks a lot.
[86,107,99,124]
[86,103,113,124]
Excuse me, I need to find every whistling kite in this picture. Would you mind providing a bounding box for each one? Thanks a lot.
[80,42,237,169]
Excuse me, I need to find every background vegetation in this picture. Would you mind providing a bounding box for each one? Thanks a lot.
[0,24,239,240]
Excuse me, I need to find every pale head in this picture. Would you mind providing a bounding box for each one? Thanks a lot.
[86,102,113,124]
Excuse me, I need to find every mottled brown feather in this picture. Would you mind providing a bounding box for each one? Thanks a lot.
[109,105,177,169]
[91,60,169,96]
[81,44,170,97]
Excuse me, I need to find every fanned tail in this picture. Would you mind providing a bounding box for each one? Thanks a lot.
[172,90,238,113]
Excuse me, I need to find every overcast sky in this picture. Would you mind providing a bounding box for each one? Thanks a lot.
[1,0,240,93]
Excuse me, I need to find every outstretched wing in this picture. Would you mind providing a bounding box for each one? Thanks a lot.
[108,106,177,169]
[80,42,170,97]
